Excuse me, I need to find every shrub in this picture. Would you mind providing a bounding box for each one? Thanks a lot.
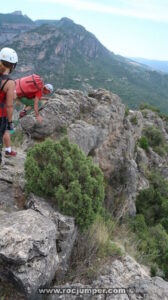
[130,115,138,125]
[142,110,148,118]
[132,171,168,278]
[150,264,158,277]
[143,126,164,148]
[139,103,160,113]
[130,215,168,276]
[142,126,168,156]
[24,137,105,230]
[131,214,148,235]
[125,105,129,117]
[139,136,149,151]
[136,171,168,229]
[159,112,168,122]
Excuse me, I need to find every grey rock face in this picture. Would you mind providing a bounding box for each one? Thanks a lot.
[0,209,58,298]
[68,120,103,155]
[129,277,168,300]
[49,255,168,300]
[0,193,77,299]
[0,148,26,212]
[0,23,35,44]
[19,88,168,217]
[20,89,97,139]
[0,147,77,299]
[26,194,77,279]
[1,88,168,299]
[0,181,17,212]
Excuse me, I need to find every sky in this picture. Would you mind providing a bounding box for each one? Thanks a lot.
[1,0,168,60]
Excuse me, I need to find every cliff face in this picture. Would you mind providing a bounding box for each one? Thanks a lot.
[0,23,34,43]
[1,88,168,299]
[0,11,34,43]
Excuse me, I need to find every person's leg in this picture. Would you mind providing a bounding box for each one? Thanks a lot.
[0,117,8,164]
[19,98,34,118]
[3,130,17,157]
[25,105,32,112]
[3,130,10,148]
[0,119,3,164]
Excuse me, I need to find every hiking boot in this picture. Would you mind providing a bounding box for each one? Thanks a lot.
[5,150,17,157]
[19,109,27,118]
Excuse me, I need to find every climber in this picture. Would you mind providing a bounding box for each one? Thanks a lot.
[15,75,53,123]
[0,47,18,162]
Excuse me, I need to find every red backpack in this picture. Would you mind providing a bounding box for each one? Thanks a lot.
[15,74,44,98]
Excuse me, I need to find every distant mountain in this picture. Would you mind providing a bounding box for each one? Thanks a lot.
[0,11,33,24]
[131,57,168,74]
[0,11,34,43]
[35,19,59,26]
[1,13,168,112]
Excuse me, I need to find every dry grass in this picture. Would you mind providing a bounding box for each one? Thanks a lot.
[112,220,150,271]
[60,216,122,284]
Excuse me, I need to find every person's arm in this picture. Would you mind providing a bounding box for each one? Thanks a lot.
[5,80,15,122]
[34,96,42,123]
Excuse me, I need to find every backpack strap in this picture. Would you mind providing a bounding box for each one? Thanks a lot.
[1,79,10,91]
[0,74,11,91]
[0,75,12,118]
[32,74,40,91]
[0,75,11,79]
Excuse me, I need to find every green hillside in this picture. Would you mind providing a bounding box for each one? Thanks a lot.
[2,17,168,112]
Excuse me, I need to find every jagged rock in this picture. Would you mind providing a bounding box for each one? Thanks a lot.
[26,194,77,279]
[68,120,103,155]
[0,192,77,299]
[17,88,168,217]
[49,255,168,300]
[18,89,148,216]
[0,181,18,212]
[0,209,58,299]
[68,90,125,155]
[1,88,168,299]
[20,89,97,139]
[0,148,25,183]
[136,147,149,191]
[129,277,168,300]
[127,110,144,139]
[143,109,168,141]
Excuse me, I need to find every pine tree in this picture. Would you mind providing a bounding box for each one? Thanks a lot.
[25,137,105,230]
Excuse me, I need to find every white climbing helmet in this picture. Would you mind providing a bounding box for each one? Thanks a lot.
[0,47,18,64]
[44,83,54,93]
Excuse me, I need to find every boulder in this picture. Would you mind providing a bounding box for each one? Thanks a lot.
[26,194,77,279]
[20,89,97,139]
[0,209,58,299]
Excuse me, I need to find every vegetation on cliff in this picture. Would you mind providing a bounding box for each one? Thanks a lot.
[131,171,168,278]
[24,137,105,230]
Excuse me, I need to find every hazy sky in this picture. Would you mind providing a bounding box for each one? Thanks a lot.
[1,0,168,60]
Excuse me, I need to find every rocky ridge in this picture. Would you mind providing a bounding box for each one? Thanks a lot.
[1,89,168,299]
[20,88,168,217]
